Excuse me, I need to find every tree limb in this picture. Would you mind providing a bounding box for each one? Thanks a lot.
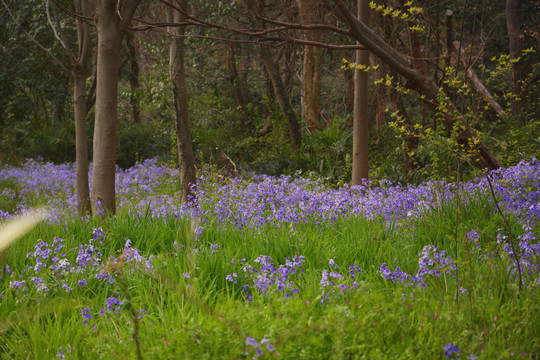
[453,41,505,119]
[1,0,71,76]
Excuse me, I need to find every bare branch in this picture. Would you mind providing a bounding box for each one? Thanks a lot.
[1,0,71,76]
[454,41,505,118]
[45,0,76,63]
[51,0,94,24]
[254,14,351,36]
[118,0,143,35]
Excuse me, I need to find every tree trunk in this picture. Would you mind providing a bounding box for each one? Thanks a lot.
[258,68,274,137]
[340,50,355,120]
[126,32,142,123]
[226,42,250,127]
[371,53,386,145]
[73,64,91,215]
[259,44,302,151]
[351,0,369,186]
[168,1,197,204]
[92,0,141,215]
[74,0,92,216]
[323,0,500,170]
[391,90,418,173]
[253,0,301,151]
[297,0,324,131]
[506,0,522,113]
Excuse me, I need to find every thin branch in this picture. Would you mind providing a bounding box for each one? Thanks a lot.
[1,0,71,76]
[51,0,94,24]
[159,0,359,48]
[118,0,144,35]
[254,14,351,36]
[132,15,365,50]
[453,40,505,118]
[45,0,76,63]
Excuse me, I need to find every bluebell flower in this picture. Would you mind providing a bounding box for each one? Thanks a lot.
[444,343,460,358]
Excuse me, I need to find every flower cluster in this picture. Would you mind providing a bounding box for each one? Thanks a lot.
[320,259,362,304]
[6,228,153,308]
[245,336,275,357]
[380,245,458,290]
[227,255,305,302]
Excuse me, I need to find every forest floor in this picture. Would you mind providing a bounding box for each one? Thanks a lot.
[0,158,539,359]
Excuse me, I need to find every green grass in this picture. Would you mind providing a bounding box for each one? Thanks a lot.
[1,196,539,359]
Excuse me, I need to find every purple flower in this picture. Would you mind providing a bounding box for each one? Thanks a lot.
[9,280,26,291]
[105,295,123,313]
[31,277,48,292]
[467,230,480,241]
[92,227,106,243]
[225,273,238,284]
[56,347,66,359]
[80,307,92,325]
[444,343,460,358]
[246,337,260,348]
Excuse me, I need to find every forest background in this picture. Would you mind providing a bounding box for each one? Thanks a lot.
[1,0,538,190]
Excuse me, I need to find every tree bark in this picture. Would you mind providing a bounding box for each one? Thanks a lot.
[258,67,274,137]
[323,0,500,170]
[126,32,142,123]
[370,53,386,145]
[340,50,355,120]
[92,0,141,215]
[168,1,197,204]
[297,0,324,131]
[351,0,369,185]
[75,0,92,216]
[226,42,250,127]
[254,0,301,151]
[73,63,91,215]
[444,10,453,74]
[506,0,522,113]
[391,90,418,173]
[259,44,302,151]
[45,0,92,215]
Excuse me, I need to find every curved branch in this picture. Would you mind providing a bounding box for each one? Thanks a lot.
[45,0,76,63]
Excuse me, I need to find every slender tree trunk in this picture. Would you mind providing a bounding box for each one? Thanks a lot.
[253,0,301,150]
[391,90,418,173]
[126,32,142,123]
[74,0,92,216]
[226,42,249,127]
[259,45,302,151]
[506,0,522,113]
[258,68,274,136]
[351,0,369,185]
[168,1,197,204]
[92,0,141,215]
[73,64,91,215]
[297,0,324,131]
[371,53,386,145]
[52,100,66,123]
[444,10,453,75]
[340,50,355,120]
